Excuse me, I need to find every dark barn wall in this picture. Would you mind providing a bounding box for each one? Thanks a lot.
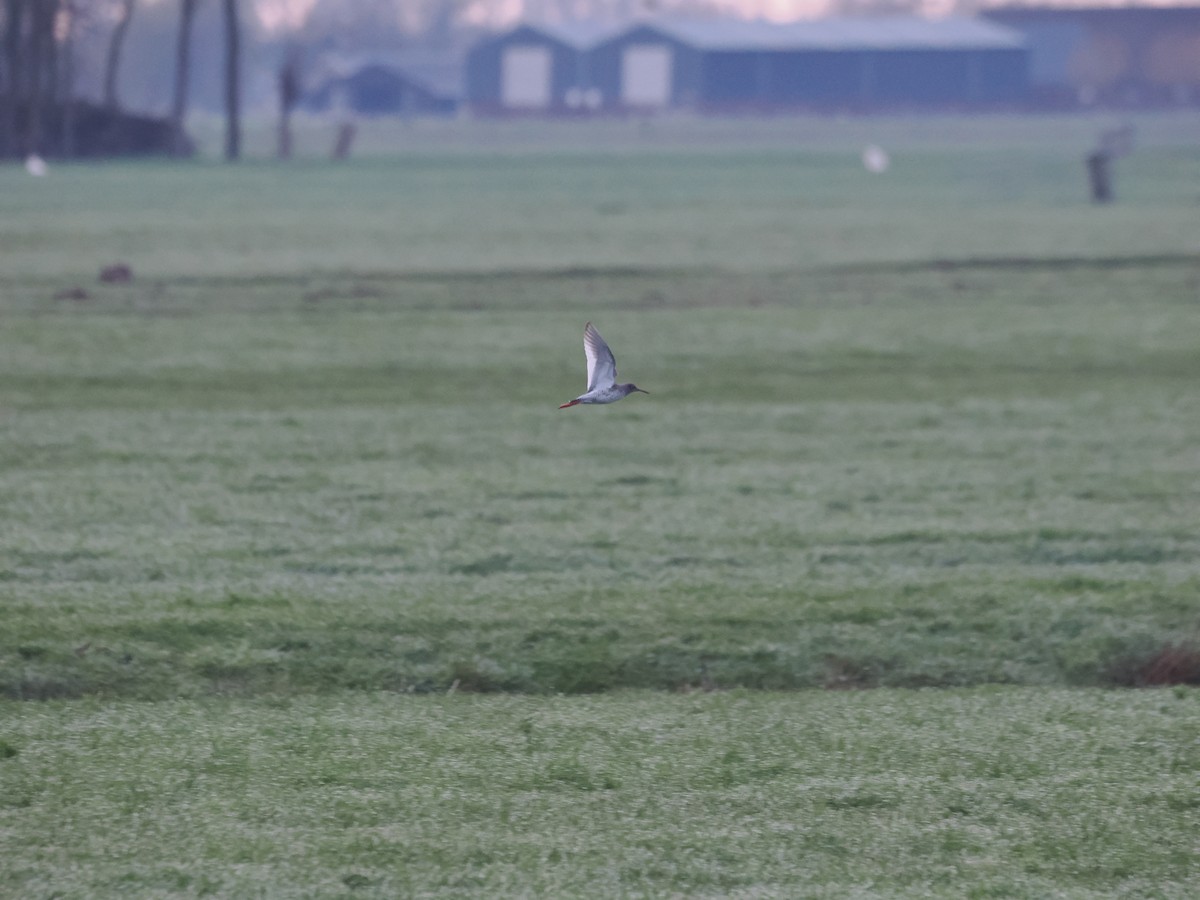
[764,52,868,105]
[465,41,498,108]
[588,26,702,109]
[700,51,763,106]
[974,49,1029,102]
[466,26,588,113]
[868,50,1025,105]
[697,47,1027,110]
[872,51,966,103]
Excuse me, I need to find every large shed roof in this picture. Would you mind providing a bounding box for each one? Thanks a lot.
[632,16,1026,51]
[521,20,623,49]
[312,51,464,99]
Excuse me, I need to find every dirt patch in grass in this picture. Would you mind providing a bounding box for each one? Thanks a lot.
[1108,643,1200,687]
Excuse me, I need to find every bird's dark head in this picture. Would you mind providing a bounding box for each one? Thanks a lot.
[622,384,649,396]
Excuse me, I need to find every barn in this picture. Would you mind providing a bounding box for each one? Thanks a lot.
[305,54,462,117]
[465,22,616,114]
[588,17,1029,112]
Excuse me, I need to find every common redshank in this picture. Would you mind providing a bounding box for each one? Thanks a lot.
[558,322,649,409]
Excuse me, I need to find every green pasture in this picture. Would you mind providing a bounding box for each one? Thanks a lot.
[1,115,1198,895]
[4,689,1198,897]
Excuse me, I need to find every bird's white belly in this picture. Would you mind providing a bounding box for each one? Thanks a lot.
[581,387,624,404]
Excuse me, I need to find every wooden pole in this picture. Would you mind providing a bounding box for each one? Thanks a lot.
[1086,151,1112,204]
[223,0,240,161]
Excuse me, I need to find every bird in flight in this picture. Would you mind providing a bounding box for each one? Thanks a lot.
[558,322,649,409]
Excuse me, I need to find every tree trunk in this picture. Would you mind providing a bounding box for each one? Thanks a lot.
[222,0,239,161]
[170,0,198,156]
[61,52,76,157]
[25,0,44,154]
[276,48,299,160]
[277,111,292,160]
[103,0,136,111]
[331,122,356,161]
[61,0,78,158]
[42,1,57,107]
[2,0,25,157]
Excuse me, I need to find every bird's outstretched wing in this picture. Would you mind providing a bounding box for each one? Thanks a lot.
[584,322,617,391]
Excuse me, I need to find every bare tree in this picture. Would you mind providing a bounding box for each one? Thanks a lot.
[277,43,300,160]
[102,0,135,110]
[60,1,80,157]
[222,0,239,160]
[2,0,24,157]
[2,0,67,157]
[170,0,200,156]
[25,0,52,153]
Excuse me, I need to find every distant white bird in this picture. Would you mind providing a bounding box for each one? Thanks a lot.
[25,154,47,177]
[558,322,648,409]
[862,145,889,174]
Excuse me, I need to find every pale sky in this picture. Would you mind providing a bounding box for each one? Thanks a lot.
[250,0,838,31]
[244,0,1194,33]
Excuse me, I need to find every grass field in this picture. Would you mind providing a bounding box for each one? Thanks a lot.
[2,114,1199,896]
[5,689,1198,896]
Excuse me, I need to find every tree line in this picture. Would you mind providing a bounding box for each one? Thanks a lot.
[2,0,243,159]
[2,0,935,160]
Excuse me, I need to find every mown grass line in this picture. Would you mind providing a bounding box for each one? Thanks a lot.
[5,575,1197,701]
[826,251,1200,274]
[9,252,1195,297]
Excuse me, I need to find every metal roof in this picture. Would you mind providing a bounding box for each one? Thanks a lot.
[520,20,622,49]
[311,52,464,99]
[628,17,1026,51]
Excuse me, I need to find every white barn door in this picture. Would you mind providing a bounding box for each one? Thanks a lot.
[621,45,673,108]
[502,46,552,109]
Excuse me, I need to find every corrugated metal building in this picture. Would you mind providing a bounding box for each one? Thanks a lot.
[305,53,462,116]
[589,18,1028,112]
[465,22,617,113]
